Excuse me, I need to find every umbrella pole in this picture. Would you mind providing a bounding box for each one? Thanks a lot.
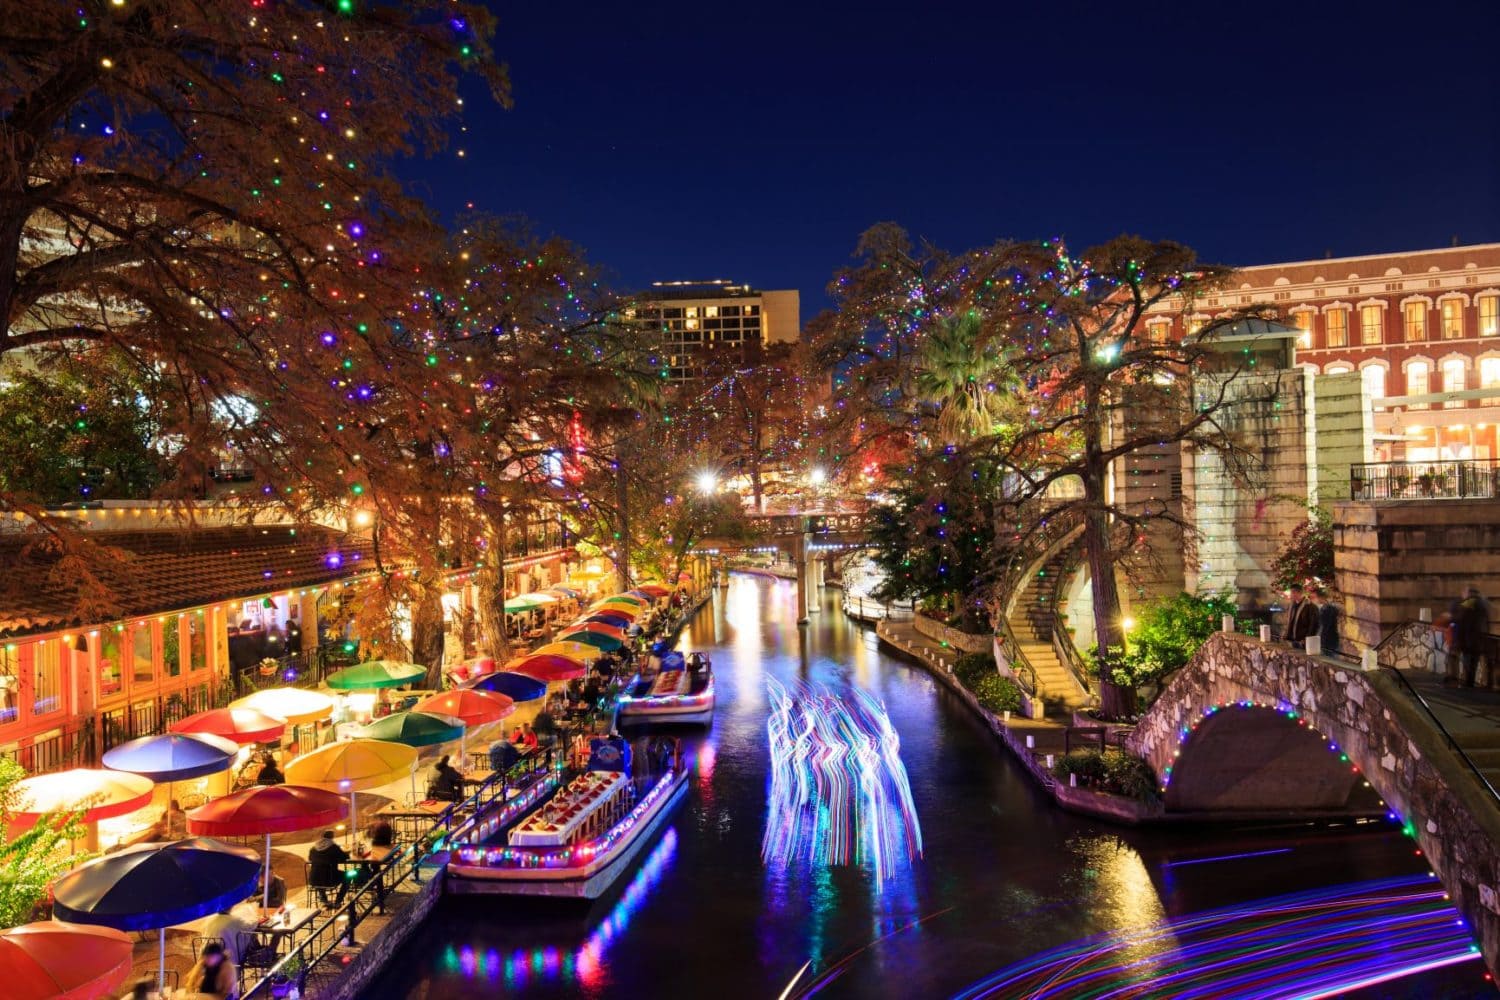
[159,927,167,994]
[264,831,273,909]
[348,790,357,846]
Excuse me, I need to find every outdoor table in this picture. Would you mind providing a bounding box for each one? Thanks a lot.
[243,904,318,956]
[374,799,451,843]
[463,768,496,785]
[509,771,624,846]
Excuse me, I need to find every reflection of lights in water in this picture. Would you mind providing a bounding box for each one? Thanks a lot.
[1070,836,1165,935]
[447,827,680,991]
[953,874,1482,999]
[763,680,922,884]
[696,742,716,785]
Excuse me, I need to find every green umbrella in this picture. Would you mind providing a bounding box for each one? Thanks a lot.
[560,630,625,652]
[358,710,463,748]
[326,660,427,690]
[504,596,542,613]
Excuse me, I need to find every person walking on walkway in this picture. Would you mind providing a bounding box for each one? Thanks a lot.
[1311,586,1341,656]
[1447,585,1491,688]
[1285,583,1318,646]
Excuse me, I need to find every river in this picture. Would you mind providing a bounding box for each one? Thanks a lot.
[383,574,1491,999]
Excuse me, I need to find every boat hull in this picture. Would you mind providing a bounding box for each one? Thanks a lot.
[617,700,714,725]
[446,771,688,899]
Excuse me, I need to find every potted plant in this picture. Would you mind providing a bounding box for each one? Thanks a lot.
[268,955,306,998]
[532,711,558,745]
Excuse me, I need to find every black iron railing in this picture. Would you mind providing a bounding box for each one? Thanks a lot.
[1350,459,1500,500]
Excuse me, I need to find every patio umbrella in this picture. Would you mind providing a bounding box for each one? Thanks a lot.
[186,784,348,907]
[231,686,333,726]
[561,621,627,641]
[531,641,599,663]
[503,596,542,613]
[516,592,558,605]
[0,921,134,1000]
[52,838,261,994]
[102,732,239,783]
[414,689,514,762]
[506,657,588,684]
[466,671,548,703]
[169,706,286,746]
[588,601,642,618]
[635,583,671,598]
[284,739,419,843]
[359,710,464,749]
[583,611,634,628]
[325,659,426,690]
[10,769,154,853]
[557,630,625,652]
[543,586,581,598]
[452,656,497,683]
[569,567,609,582]
[601,593,650,606]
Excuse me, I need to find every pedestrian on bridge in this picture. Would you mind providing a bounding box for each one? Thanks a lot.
[1445,586,1491,688]
[1285,583,1318,647]
[1311,586,1340,656]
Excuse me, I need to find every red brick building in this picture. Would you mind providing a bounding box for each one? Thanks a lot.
[1144,243,1500,462]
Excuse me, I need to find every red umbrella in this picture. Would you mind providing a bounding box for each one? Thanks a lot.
[451,656,497,683]
[169,706,286,746]
[560,621,626,641]
[186,784,349,908]
[413,688,516,728]
[0,921,134,1000]
[505,656,588,683]
[635,583,671,598]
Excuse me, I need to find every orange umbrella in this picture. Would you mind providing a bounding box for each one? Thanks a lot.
[0,921,134,1000]
[635,583,671,598]
[531,641,598,663]
[414,688,516,729]
[560,621,626,641]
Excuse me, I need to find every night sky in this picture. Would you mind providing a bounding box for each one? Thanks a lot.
[414,0,1500,314]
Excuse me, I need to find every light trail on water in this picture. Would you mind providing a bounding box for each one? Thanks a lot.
[763,679,923,884]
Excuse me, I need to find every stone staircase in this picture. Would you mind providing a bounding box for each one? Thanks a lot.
[1006,545,1091,711]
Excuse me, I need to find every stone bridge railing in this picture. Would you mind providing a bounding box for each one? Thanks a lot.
[1128,632,1500,971]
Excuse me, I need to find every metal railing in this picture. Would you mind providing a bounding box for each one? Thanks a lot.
[1051,621,1095,700]
[992,620,1039,700]
[1379,665,1500,807]
[1,718,95,774]
[841,594,914,623]
[1350,458,1500,501]
[241,749,556,999]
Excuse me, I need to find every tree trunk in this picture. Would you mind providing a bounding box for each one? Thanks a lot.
[476,561,510,665]
[1082,432,1136,719]
[410,585,447,689]
[751,462,763,511]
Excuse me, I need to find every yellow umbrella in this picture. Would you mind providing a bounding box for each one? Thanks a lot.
[284,738,419,840]
[230,687,334,726]
[568,567,609,582]
[529,641,599,663]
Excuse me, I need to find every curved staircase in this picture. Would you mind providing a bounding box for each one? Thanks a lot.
[1005,539,1092,711]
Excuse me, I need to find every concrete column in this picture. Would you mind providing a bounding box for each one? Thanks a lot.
[807,549,822,615]
[297,592,319,657]
[795,534,811,626]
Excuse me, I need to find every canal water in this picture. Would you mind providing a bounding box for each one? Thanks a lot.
[384,574,1492,999]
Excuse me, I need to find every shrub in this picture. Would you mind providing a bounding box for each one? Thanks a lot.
[1087,590,1244,689]
[1050,749,1159,803]
[953,652,996,689]
[969,672,1023,715]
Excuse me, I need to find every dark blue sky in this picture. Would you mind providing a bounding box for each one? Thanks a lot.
[414,0,1499,315]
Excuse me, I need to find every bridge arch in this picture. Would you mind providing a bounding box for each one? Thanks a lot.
[1129,632,1500,971]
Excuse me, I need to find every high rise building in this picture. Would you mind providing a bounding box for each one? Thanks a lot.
[627,280,800,383]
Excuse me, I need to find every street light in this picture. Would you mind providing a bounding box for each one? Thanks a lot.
[808,467,827,487]
[695,470,719,495]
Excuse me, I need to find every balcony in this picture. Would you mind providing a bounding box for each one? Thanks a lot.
[1350,459,1500,500]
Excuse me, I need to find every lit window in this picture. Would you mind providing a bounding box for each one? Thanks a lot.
[1292,311,1314,347]
[1480,295,1499,337]
[685,318,698,330]
[1481,357,1500,405]
[132,623,154,682]
[1407,361,1430,408]
[1361,364,1387,399]
[685,307,698,318]
[705,306,718,318]
[1325,308,1348,348]
[1440,299,1465,339]
[1146,320,1170,345]
[32,641,61,717]
[0,646,17,725]
[1360,305,1384,345]
[1186,315,1205,336]
[1443,359,1466,407]
[1402,302,1426,342]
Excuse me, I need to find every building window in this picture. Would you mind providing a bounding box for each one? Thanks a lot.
[32,640,61,717]
[164,617,182,678]
[1407,361,1430,408]
[1481,295,1499,337]
[1442,359,1466,407]
[100,630,123,696]
[190,616,206,671]
[1325,308,1348,348]
[1361,364,1387,400]
[1292,311,1314,348]
[1481,357,1500,405]
[1440,299,1465,339]
[1360,305,1384,345]
[1402,302,1426,342]
[1325,364,1353,374]
[0,646,18,725]
[132,623,154,684]
[1146,319,1171,345]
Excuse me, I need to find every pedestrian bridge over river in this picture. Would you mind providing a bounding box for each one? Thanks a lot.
[1127,632,1500,969]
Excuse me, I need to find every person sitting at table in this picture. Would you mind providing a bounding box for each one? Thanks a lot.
[256,751,284,786]
[200,905,255,965]
[489,736,519,775]
[307,830,351,905]
[256,869,287,909]
[521,723,539,750]
[510,726,526,746]
[148,798,188,840]
[428,755,464,802]
[182,940,237,999]
[120,978,151,1000]
[368,820,395,854]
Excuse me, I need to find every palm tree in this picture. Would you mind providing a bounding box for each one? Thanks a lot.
[913,311,1016,443]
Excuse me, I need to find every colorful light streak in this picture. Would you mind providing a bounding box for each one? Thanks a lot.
[951,874,1482,999]
[762,679,922,884]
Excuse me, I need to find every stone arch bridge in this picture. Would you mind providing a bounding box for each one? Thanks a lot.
[697,508,874,623]
[1128,631,1500,970]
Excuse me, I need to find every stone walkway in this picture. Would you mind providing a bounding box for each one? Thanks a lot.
[1398,666,1500,796]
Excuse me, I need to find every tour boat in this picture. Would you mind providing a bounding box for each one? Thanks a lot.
[447,738,688,899]
[617,652,715,725]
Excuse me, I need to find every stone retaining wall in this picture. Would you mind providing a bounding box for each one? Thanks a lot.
[1131,632,1500,972]
[319,871,444,1000]
[912,613,992,654]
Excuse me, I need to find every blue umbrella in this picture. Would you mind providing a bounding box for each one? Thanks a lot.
[466,671,547,702]
[52,837,261,992]
[101,732,239,782]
